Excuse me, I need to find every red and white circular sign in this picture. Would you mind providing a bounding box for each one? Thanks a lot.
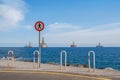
[34,21,44,32]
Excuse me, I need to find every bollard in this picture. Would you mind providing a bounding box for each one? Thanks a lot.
[88,50,96,72]
[60,50,67,70]
[33,50,40,68]
[8,50,14,67]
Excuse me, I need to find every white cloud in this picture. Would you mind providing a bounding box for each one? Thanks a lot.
[89,22,120,31]
[0,0,27,31]
[46,22,80,33]
[24,25,32,30]
[43,22,120,47]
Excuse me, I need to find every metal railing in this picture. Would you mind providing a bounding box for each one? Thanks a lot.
[88,50,96,72]
[60,50,67,70]
[8,50,14,67]
[33,50,40,68]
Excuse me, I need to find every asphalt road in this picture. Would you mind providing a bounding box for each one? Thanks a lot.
[0,70,117,80]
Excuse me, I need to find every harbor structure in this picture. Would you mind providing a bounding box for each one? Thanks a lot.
[24,42,33,48]
[96,43,103,47]
[71,41,77,47]
[41,37,48,48]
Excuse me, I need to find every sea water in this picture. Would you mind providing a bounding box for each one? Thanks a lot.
[0,47,120,71]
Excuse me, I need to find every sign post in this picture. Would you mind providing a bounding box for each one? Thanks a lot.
[34,21,44,68]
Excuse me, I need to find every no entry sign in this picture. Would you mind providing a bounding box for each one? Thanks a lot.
[34,21,44,32]
[34,20,45,68]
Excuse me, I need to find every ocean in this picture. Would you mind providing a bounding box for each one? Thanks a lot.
[0,47,120,71]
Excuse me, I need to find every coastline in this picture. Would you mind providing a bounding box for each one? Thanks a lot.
[0,59,120,79]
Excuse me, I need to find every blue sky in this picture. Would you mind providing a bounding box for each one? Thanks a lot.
[0,0,120,47]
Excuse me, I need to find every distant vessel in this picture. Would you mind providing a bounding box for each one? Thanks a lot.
[96,43,103,47]
[41,37,48,48]
[71,41,77,47]
[24,42,33,48]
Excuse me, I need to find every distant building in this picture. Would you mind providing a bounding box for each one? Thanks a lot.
[96,43,103,47]
[71,41,77,47]
[41,37,48,48]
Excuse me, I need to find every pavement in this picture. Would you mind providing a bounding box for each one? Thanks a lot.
[0,59,120,80]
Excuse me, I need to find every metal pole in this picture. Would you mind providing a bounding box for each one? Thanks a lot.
[38,32,40,52]
[33,53,35,68]
[65,52,67,70]
[60,50,67,70]
[93,53,96,72]
[88,51,96,72]
[33,50,40,68]
[38,32,41,68]
[60,52,62,69]
[8,50,14,67]
[88,54,90,72]
[38,52,40,68]
[12,52,14,67]
[8,53,10,67]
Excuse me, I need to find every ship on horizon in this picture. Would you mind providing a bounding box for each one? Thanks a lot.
[24,42,33,48]
[71,41,77,47]
[96,42,103,47]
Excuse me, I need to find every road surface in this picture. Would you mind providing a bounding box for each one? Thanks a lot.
[0,70,117,80]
